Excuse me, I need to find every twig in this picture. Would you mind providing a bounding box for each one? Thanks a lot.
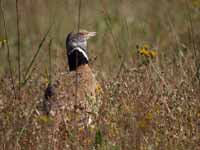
[21,66,37,86]
[0,0,17,99]
[185,0,197,57]
[16,0,21,98]
[48,39,53,84]
[22,23,54,86]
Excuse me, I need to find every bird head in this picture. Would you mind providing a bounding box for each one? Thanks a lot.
[66,30,96,71]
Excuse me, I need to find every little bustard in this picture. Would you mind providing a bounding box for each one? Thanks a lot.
[43,30,101,149]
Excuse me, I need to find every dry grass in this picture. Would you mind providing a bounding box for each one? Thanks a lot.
[0,0,200,149]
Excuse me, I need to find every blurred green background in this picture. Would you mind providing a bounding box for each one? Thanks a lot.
[0,0,200,78]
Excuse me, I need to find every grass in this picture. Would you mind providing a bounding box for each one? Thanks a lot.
[0,0,200,149]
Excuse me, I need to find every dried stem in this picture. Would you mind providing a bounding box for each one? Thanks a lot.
[48,39,53,84]
[16,0,21,98]
[22,23,54,86]
[99,0,121,58]
[185,0,197,58]
[0,0,17,99]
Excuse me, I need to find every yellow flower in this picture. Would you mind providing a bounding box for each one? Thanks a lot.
[95,83,103,94]
[137,44,158,58]
[139,47,151,57]
[149,50,157,57]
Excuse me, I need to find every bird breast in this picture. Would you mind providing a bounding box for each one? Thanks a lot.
[52,64,97,113]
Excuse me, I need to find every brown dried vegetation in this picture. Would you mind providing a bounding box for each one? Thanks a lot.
[0,0,200,149]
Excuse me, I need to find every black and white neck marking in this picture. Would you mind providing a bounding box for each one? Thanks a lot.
[67,47,89,71]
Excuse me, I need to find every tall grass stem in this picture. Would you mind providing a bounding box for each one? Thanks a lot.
[99,0,121,58]
[48,39,53,84]
[16,0,21,98]
[22,23,54,86]
[0,0,17,99]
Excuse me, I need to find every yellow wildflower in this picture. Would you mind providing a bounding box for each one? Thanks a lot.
[139,47,150,57]
[149,50,157,57]
[137,44,158,58]
[95,83,103,94]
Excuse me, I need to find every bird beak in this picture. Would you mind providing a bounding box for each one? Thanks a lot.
[86,31,96,39]
[78,30,96,39]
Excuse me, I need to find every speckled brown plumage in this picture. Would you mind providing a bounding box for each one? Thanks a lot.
[42,30,101,149]
[44,64,98,118]
[43,64,100,149]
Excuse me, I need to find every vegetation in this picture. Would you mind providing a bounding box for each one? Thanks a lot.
[0,0,200,149]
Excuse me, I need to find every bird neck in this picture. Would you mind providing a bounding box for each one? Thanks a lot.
[68,47,89,71]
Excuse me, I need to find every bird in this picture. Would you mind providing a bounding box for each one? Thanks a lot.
[42,30,101,149]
